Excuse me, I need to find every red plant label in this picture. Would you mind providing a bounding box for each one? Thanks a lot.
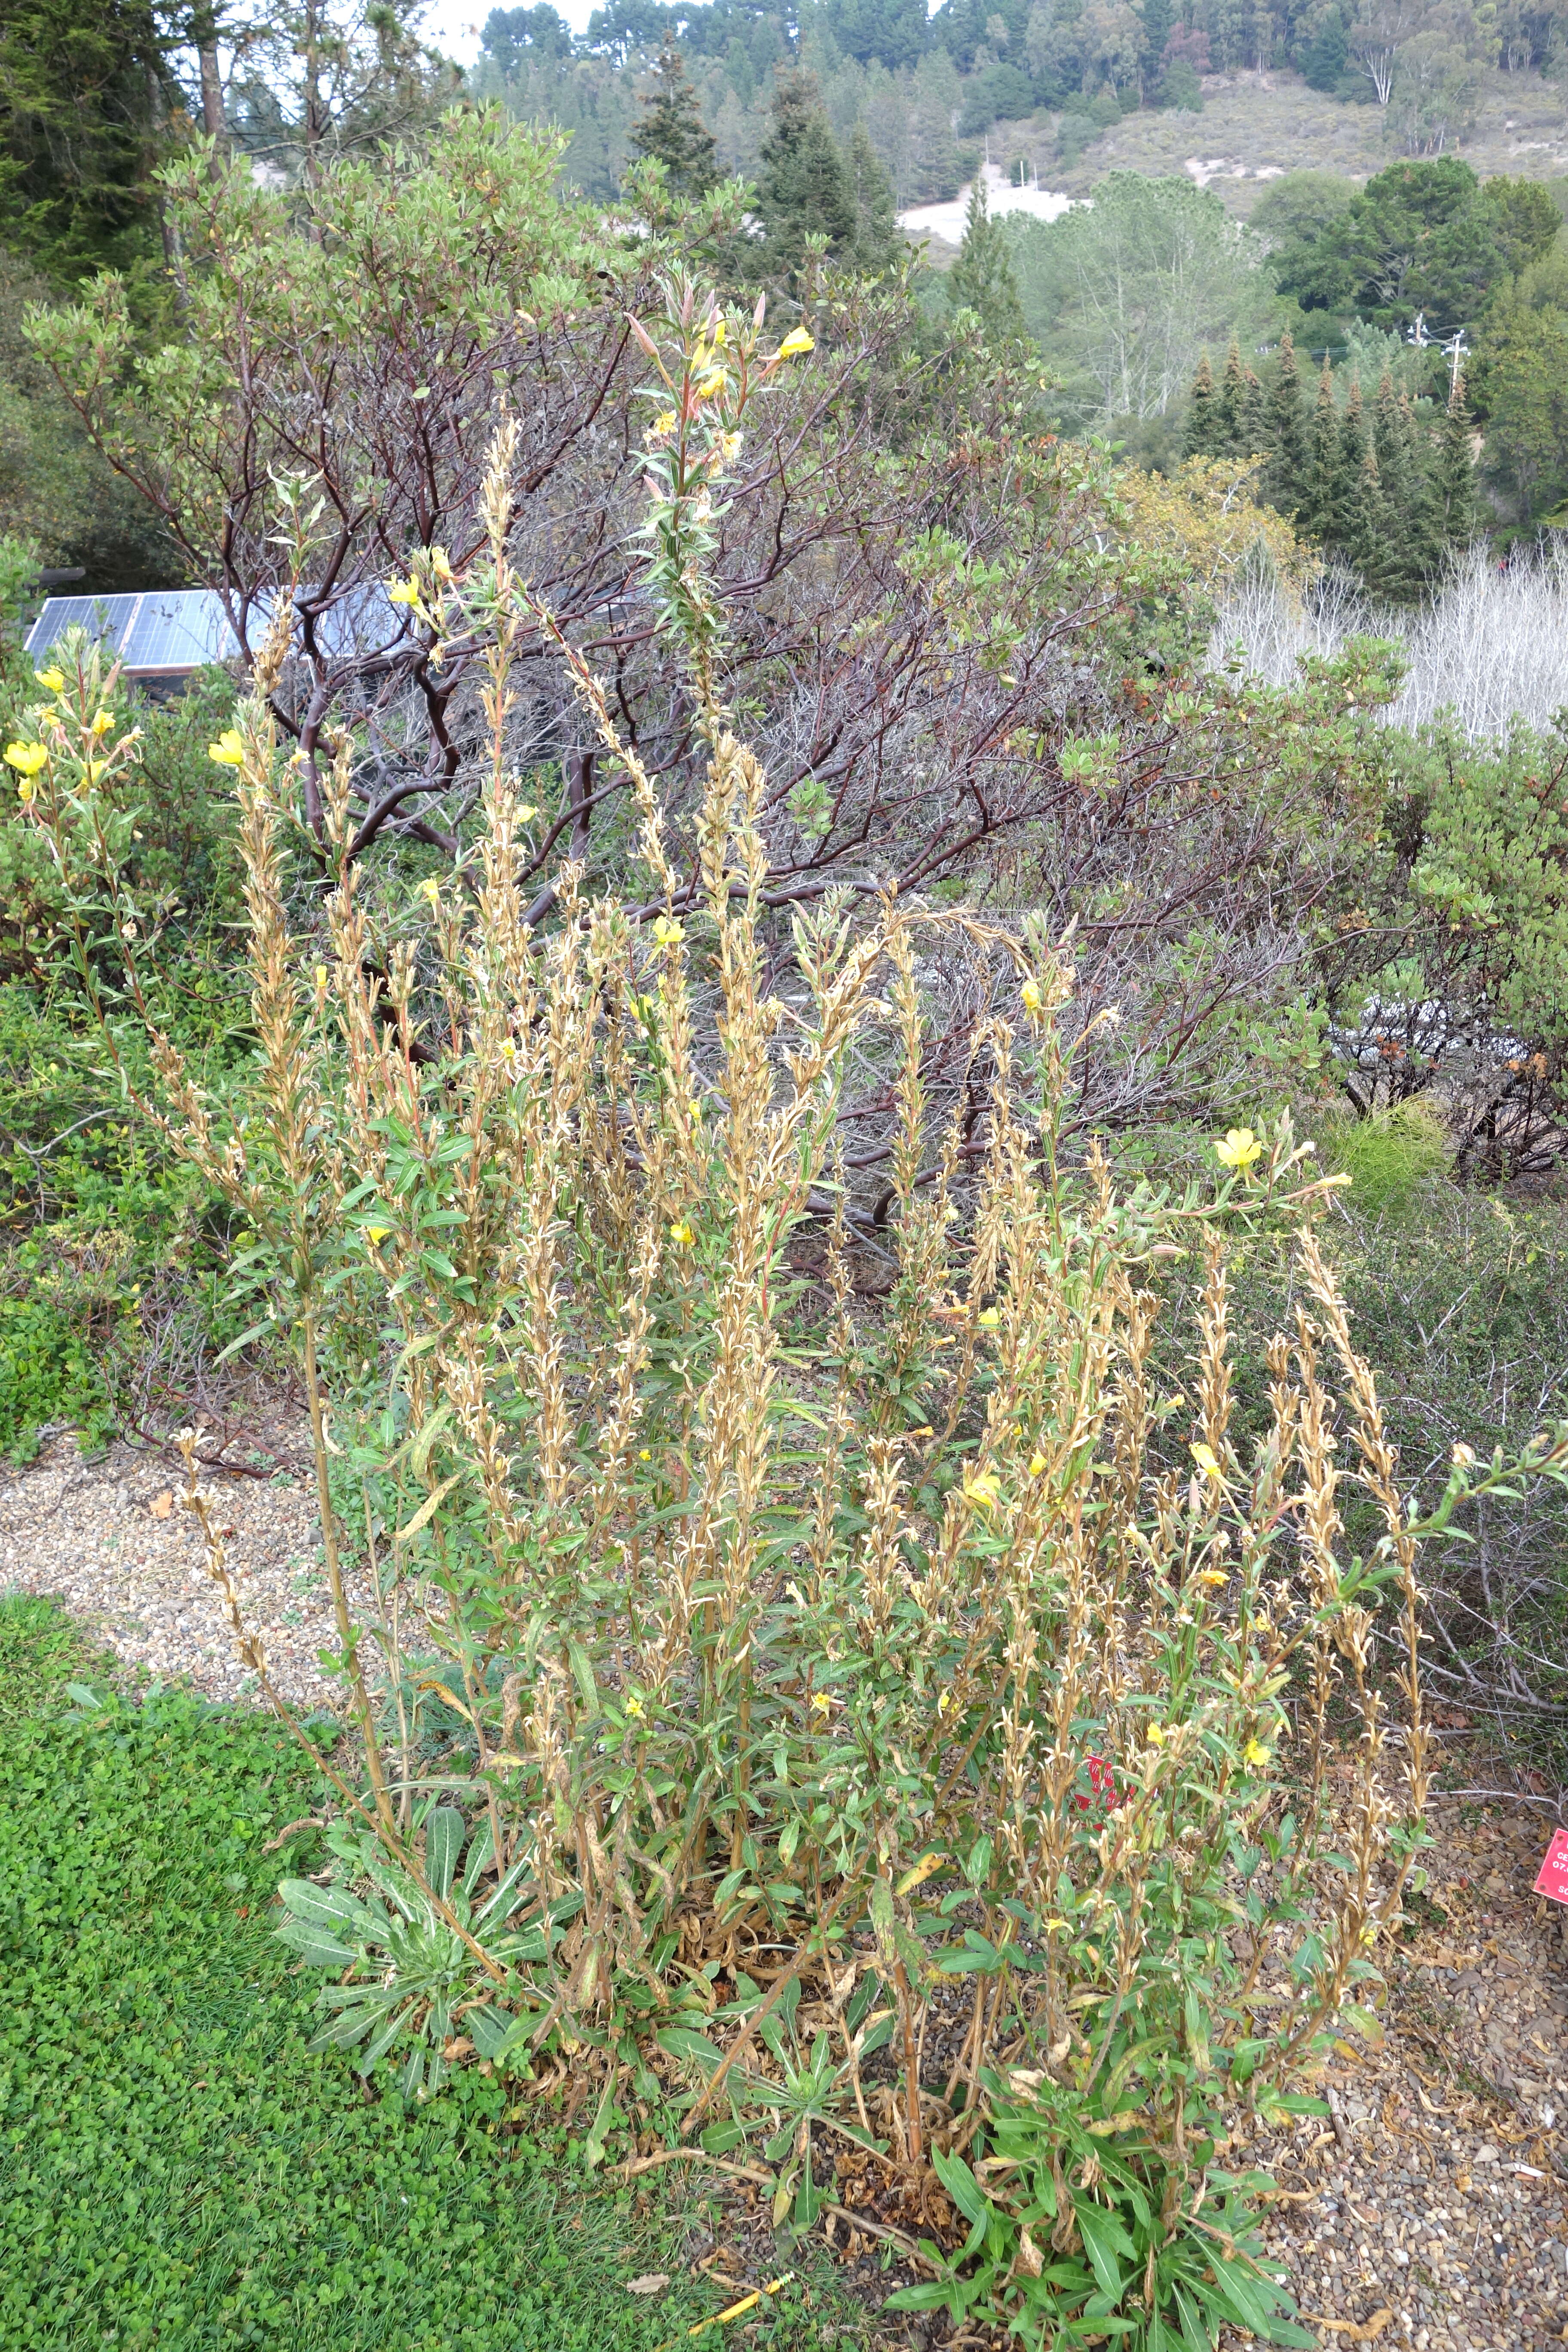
[1533,1829,1568,1905]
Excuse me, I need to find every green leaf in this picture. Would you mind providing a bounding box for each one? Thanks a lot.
[1072,2198,1133,2302]
[425,1805,466,1901]
[932,2146,988,2229]
[655,2025,724,2075]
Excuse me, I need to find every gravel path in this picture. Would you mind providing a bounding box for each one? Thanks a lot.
[4,1428,1567,2347]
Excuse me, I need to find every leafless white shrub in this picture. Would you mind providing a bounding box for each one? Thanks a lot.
[1210,541,1568,738]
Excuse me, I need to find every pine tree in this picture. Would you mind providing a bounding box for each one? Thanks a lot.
[1366,368,1438,600]
[1216,337,1247,453]
[1242,364,1266,457]
[1434,371,1479,551]
[629,40,720,198]
[845,119,897,274]
[1263,330,1308,515]
[757,70,856,272]
[948,177,1026,340]
[1342,447,1387,588]
[1332,377,1368,551]
[1298,361,1339,543]
[1183,351,1219,457]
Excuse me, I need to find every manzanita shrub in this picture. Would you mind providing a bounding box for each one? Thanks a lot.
[22,286,1568,2352]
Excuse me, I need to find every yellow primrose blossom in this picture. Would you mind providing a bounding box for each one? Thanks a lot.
[1214,1127,1264,1170]
[1190,1442,1223,1479]
[1243,1739,1271,1769]
[711,317,727,347]
[15,778,35,804]
[34,667,65,693]
[1028,1451,1047,1476]
[639,1448,651,1461]
[420,877,441,904]
[364,1225,391,1246]
[652,914,684,947]
[977,1306,1001,1329]
[86,759,108,782]
[1197,1568,1228,1586]
[499,1036,517,1060]
[517,803,538,822]
[625,1694,645,1720]
[387,575,420,606]
[776,327,815,359]
[811,1691,832,1716]
[1020,978,1042,1012]
[90,709,114,735]
[963,1467,1002,1509]
[208,729,245,768]
[1145,1722,1167,1746]
[693,367,727,398]
[648,409,679,441]
[668,1219,695,1246]
[5,741,48,777]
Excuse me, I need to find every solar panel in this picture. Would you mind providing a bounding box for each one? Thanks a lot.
[24,596,139,662]
[120,590,240,674]
[25,581,403,680]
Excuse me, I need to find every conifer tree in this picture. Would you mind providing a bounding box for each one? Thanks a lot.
[1183,350,1219,458]
[1264,330,1308,515]
[629,40,720,199]
[1367,369,1439,600]
[757,70,856,272]
[1342,446,1386,588]
[948,177,1027,340]
[1434,372,1479,551]
[845,119,898,275]
[1216,337,1247,452]
[1333,377,1368,551]
[1242,364,1266,456]
[1298,361,1339,543]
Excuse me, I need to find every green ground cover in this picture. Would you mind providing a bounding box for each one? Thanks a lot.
[0,1595,843,2352]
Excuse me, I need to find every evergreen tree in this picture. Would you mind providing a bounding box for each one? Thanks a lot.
[1216,336,1247,452]
[844,119,898,273]
[1341,446,1386,588]
[948,176,1026,340]
[1183,350,1219,457]
[1434,372,1479,550]
[1299,361,1340,544]
[1263,329,1308,514]
[1333,377,1369,551]
[1241,364,1266,455]
[756,70,856,271]
[628,40,719,198]
[1363,367,1439,599]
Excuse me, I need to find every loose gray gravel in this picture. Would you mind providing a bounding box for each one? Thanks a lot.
[0,1420,364,1712]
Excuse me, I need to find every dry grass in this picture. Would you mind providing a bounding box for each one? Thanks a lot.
[980,66,1568,213]
[1210,544,1568,736]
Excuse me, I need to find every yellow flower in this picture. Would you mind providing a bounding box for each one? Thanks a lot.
[693,367,727,398]
[1028,1451,1047,1476]
[711,317,728,348]
[1020,978,1042,1012]
[647,408,679,441]
[625,1694,645,1720]
[1214,1127,1264,1171]
[90,709,114,735]
[639,1448,651,1461]
[208,730,245,768]
[652,914,684,947]
[668,1220,695,1246]
[977,1306,1000,1329]
[16,778,35,804]
[811,1691,832,1716]
[499,1037,517,1060]
[420,877,441,904]
[1197,1568,1228,1586]
[314,964,329,991]
[34,667,65,693]
[388,576,420,606]
[517,803,538,822]
[4,741,48,776]
[1190,1442,1223,1479]
[1145,1722,1167,1746]
[963,1467,1002,1509]
[364,1225,391,1246]
[86,759,107,781]
[776,327,815,359]
[1243,1739,1271,1769]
